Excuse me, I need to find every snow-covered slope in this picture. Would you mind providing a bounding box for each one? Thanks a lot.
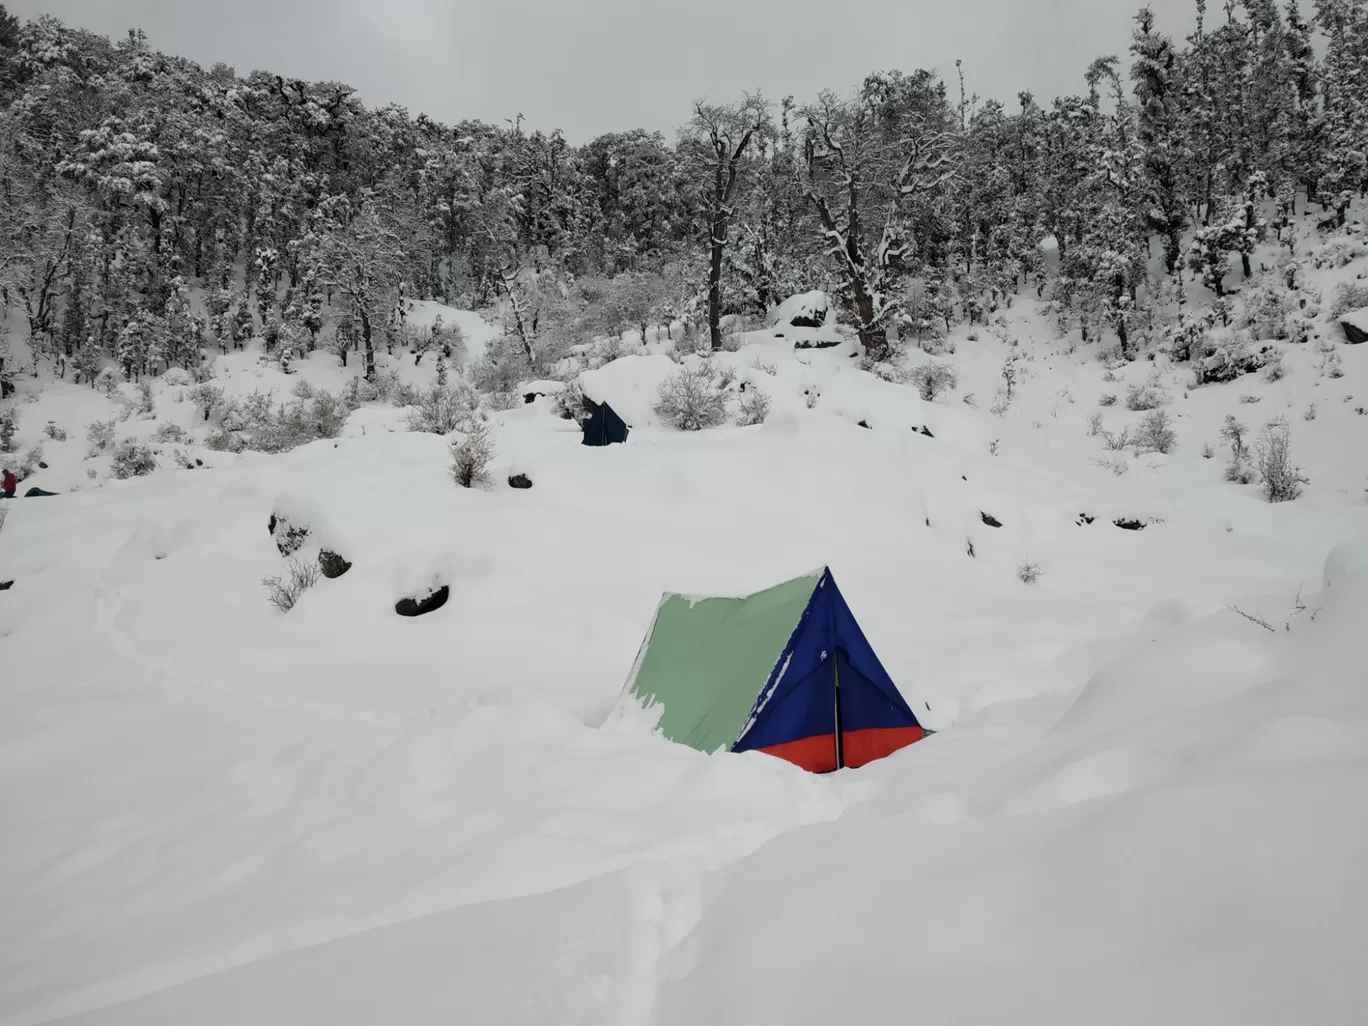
[3,277,1368,1025]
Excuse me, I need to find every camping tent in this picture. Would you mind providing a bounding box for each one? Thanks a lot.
[616,567,924,772]
[581,402,629,446]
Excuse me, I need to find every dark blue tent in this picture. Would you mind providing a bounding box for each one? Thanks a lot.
[581,402,629,446]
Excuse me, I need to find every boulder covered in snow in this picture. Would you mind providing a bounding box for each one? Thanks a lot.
[1341,307,1368,345]
[771,291,830,329]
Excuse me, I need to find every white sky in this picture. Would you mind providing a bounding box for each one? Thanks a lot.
[7,0,1201,142]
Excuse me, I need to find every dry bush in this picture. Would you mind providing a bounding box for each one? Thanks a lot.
[737,386,771,426]
[406,383,474,434]
[263,558,322,612]
[1133,410,1178,454]
[910,362,958,402]
[450,417,495,488]
[655,364,728,431]
[1255,417,1308,503]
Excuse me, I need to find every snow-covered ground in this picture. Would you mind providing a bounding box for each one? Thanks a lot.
[3,265,1368,1024]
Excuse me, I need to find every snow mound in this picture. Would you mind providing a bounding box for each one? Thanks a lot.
[770,290,830,328]
[577,354,677,431]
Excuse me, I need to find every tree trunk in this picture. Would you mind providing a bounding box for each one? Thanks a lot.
[852,287,891,362]
[360,306,375,382]
[708,215,726,352]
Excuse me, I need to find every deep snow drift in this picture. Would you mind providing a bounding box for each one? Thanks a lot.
[2,293,1368,1025]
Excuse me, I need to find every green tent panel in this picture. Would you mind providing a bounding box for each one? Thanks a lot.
[622,570,822,753]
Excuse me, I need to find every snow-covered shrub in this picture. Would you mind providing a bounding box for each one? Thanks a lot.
[1085,412,1105,436]
[737,386,771,426]
[1263,349,1286,381]
[471,334,532,394]
[1017,561,1043,584]
[187,384,226,422]
[655,364,728,431]
[341,376,380,411]
[406,383,474,435]
[910,363,958,402]
[43,421,67,442]
[18,444,43,478]
[1317,340,1345,379]
[269,394,347,452]
[553,381,595,423]
[1220,415,1249,458]
[751,358,778,377]
[262,558,321,612]
[0,410,16,452]
[85,419,116,454]
[95,368,121,397]
[1255,418,1308,503]
[267,512,310,557]
[483,390,521,412]
[291,379,316,400]
[1125,377,1168,411]
[1304,402,1318,421]
[0,504,6,533]
[1133,410,1178,454]
[137,381,155,415]
[1099,393,1118,407]
[110,441,157,479]
[1330,282,1368,319]
[152,422,187,443]
[450,417,495,488]
[205,429,245,453]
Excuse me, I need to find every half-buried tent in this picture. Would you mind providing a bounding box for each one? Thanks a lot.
[581,402,629,446]
[615,567,924,772]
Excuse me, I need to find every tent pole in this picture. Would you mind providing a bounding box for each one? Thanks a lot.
[833,656,844,771]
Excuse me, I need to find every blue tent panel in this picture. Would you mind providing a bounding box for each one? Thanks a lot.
[582,402,629,446]
[732,568,923,771]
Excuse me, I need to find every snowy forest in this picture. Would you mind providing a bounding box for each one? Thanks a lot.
[0,0,1366,393]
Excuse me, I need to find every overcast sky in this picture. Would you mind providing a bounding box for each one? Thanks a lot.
[8,0,1200,142]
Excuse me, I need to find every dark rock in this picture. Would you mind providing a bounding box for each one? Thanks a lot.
[1076,513,1096,526]
[793,338,841,350]
[318,550,352,579]
[38,461,48,469]
[195,459,203,467]
[396,585,449,617]
[1342,319,1367,345]
[1114,518,1147,531]
[508,473,533,489]
[920,425,934,438]
[857,420,871,429]
[980,512,1003,528]
[0,581,12,591]
[966,540,976,559]
[774,332,785,339]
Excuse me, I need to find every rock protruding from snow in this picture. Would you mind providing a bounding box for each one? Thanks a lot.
[1341,308,1368,345]
[318,550,352,579]
[771,291,829,329]
[395,585,449,617]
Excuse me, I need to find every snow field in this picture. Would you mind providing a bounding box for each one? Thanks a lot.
[1,275,1367,1024]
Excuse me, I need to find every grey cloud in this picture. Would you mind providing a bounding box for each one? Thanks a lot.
[7,0,1199,142]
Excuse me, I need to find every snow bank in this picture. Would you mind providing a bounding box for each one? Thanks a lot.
[770,290,830,328]
[577,353,678,431]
